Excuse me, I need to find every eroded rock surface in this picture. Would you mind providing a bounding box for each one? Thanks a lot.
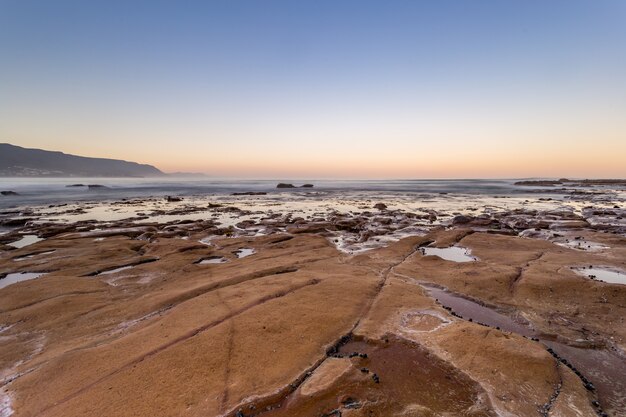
[0,193,625,417]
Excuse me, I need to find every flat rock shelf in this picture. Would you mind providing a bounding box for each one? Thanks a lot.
[0,187,625,417]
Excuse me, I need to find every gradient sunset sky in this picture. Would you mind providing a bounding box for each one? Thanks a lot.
[1,1,625,178]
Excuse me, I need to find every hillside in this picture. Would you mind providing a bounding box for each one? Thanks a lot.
[0,143,164,177]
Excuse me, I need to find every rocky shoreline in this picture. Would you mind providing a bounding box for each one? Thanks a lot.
[0,188,625,416]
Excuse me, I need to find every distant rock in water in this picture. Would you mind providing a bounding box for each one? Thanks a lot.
[515,180,563,186]
[66,184,86,187]
[516,178,626,187]
[88,184,108,189]
[1,191,19,196]
[0,143,164,177]
[573,179,626,185]
[277,183,314,189]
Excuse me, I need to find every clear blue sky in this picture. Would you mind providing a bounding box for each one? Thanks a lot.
[1,0,625,177]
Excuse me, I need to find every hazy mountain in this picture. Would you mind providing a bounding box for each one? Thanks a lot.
[0,143,165,177]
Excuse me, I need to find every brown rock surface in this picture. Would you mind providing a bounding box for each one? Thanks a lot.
[0,223,623,417]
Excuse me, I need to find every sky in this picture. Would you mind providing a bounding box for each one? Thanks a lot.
[1,0,625,178]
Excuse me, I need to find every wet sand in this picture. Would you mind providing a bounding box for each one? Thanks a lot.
[0,186,625,417]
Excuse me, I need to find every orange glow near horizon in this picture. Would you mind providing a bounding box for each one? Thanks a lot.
[2,2,625,179]
[7,128,625,179]
[6,101,625,178]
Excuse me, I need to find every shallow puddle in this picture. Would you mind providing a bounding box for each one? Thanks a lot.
[197,256,227,264]
[421,283,624,414]
[234,248,255,258]
[543,340,626,414]
[420,246,477,262]
[13,250,55,261]
[0,272,47,289]
[7,235,43,249]
[555,240,609,251]
[423,284,533,336]
[90,258,158,276]
[241,336,494,416]
[99,266,134,275]
[574,267,626,285]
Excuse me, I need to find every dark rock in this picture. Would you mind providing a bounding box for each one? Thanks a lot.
[373,203,387,210]
[165,196,183,202]
[276,183,295,188]
[66,184,86,187]
[0,218,34,227]
[214,206,243,213]
[300,184,314,188]
[341,396,361,409]
[452,215,473,225]
[1,191,19,196]
[335,219,363,233]
[87,184,108,189]
[514,180,563,186]
[286,223,331,234]
[232,192,268,196]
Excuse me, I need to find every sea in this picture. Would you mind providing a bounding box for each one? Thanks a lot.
[0,177,587,210]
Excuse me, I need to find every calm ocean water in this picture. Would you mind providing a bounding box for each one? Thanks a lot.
[0,177,566,209]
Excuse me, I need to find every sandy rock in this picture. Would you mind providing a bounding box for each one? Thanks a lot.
[0,210,623,417]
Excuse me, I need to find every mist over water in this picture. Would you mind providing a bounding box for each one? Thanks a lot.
[0,178,568,209]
